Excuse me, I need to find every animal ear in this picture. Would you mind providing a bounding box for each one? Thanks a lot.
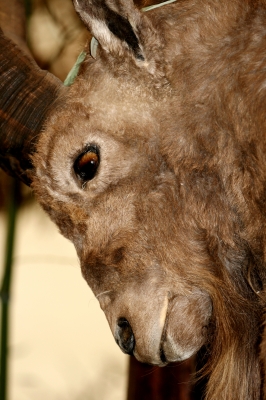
[73,0,162,71]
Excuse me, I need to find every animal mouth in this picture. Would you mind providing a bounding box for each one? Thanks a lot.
[111,289,211,366]
[156,292,211,365]
[158,295,174,365]
[159,347,168,364]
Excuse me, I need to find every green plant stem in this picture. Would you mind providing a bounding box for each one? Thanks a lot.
[0,179,19,400]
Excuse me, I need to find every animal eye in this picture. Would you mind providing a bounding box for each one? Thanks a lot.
[74,145,100,182]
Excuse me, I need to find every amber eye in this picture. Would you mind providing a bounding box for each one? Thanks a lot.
[74,145,100,182]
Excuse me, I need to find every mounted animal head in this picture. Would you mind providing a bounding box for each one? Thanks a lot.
[2,1,266,399]
[33,0,212,368]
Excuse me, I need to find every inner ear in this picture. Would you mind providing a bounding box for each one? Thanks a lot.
[73,0,144,61]
[106,8,144,60]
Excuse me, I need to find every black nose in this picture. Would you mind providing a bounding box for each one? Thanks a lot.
[115,317,135,355]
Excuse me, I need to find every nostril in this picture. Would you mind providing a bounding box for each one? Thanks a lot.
[117,317,130,329]
[116,317,135,355]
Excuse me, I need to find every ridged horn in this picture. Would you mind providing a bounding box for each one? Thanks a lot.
[0,29,64,186]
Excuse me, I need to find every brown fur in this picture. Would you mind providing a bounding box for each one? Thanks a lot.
[32,0,266,398]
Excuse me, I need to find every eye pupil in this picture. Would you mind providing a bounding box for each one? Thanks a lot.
[74,146,100,182]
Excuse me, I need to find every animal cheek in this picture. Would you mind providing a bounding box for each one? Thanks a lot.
[73,235,85,258]
[110,247,126,264]
[56,215,75,239]
[80,258,121,295]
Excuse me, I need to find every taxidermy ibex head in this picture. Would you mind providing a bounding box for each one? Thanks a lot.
[33,0,212,367]
[2,1,266,399]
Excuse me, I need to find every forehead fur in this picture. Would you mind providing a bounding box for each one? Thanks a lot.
[66,59,166,138]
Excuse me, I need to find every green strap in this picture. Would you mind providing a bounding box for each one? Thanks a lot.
[64,51,87,86]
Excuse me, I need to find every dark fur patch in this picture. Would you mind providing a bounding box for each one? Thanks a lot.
[104,5,144,60]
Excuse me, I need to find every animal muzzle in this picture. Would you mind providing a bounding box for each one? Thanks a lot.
[115,316,172,364]
[99,286,169,365]
[98,286,211,366]
[114,315,175,365]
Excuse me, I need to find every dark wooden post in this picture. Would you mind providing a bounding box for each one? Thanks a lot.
[127,356,199,400]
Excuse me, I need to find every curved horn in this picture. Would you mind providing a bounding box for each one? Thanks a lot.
[0,29,64,186]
